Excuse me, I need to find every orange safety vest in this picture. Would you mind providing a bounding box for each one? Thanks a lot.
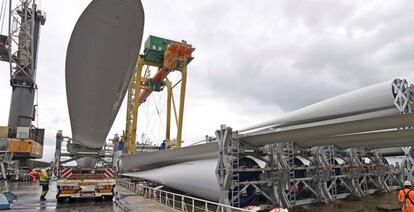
[398,188,414,212]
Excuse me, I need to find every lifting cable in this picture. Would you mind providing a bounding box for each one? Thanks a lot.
[35,85,39,128]
[0,0,7,34]
[142,93,166,145]
[143,97,158,144]
[143,97,151,140]
[0,1,3,33]
[145,99,155,142]
[140,65,152,143]
[139,66,168,145]
[138,67,186,145]
[148,94,163,143]
[153,90,165,133]
[147,103,158,141]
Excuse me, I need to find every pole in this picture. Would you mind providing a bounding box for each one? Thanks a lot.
[165,80,172,148]
[176,65,187,148]
[127,56,144,154]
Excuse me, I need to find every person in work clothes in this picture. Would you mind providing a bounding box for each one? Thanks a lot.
[39,168,50,201]
[29,169,39,182]
[398,180,414,212]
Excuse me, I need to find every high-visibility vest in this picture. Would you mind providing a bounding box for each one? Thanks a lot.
[398,188,414,212]
[39,171,49,183]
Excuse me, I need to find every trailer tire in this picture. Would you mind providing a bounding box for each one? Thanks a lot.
[94,196,103,201]
[103,195,113,201]
[56,197,66,203]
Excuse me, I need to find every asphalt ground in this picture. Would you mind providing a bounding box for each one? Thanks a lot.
[6,181,403,211]
[6,181,175,212]
[298,191,401,212]
[7,181,118,211]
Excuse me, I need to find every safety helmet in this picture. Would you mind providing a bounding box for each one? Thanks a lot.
[404,180,412,186]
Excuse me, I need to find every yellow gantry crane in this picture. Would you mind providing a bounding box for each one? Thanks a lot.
[123,35,194,154]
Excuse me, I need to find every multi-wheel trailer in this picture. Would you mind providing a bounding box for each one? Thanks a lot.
[53,131,119,201]
[56,167,116,201]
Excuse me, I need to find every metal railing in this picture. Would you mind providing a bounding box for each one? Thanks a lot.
[117,179,250,212]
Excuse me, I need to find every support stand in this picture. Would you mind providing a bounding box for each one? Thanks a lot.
[311,146,335,203]
[341,148,366,198]
[392,79,414,182]
[366,150,390,192]
[216,125,282,211]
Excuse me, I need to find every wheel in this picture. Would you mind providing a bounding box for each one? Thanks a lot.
[94,196,103,201]
[56,197,65,203]
[103,195,113,201]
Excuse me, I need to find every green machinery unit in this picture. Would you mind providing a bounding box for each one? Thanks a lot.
[142,35,194,67]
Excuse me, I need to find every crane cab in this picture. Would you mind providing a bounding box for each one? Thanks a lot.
[0,35,9,61]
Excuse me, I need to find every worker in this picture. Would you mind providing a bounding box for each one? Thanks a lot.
[14,169,19,182]
[160,140,166,150]
[29,169,38,182]
[39,168,50,201]
[398,180,414,212]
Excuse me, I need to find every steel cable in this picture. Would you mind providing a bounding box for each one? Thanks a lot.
[0,0,7,34]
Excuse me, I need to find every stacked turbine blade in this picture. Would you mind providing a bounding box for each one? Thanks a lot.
[120,79,414,202]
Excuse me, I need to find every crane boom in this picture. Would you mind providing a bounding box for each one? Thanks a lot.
[0,0,46,160]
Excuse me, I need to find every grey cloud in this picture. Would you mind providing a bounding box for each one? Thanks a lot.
[178,0,414,111]
[3,0,414,160]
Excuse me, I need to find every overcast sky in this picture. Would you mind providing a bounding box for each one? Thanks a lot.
[0,0,413,162]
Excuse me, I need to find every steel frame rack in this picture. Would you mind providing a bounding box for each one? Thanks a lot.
[215,79,413,209]
[52,130,116,173]
[216,127,405,210]
[392,79,414,182]
[215,126,340,209]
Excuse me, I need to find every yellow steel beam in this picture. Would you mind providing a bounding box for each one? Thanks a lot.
[176,65,187,148]
[124,68,136,152]
[171,88,179,127]
[165,80,172,147]
[125,56,144,154]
